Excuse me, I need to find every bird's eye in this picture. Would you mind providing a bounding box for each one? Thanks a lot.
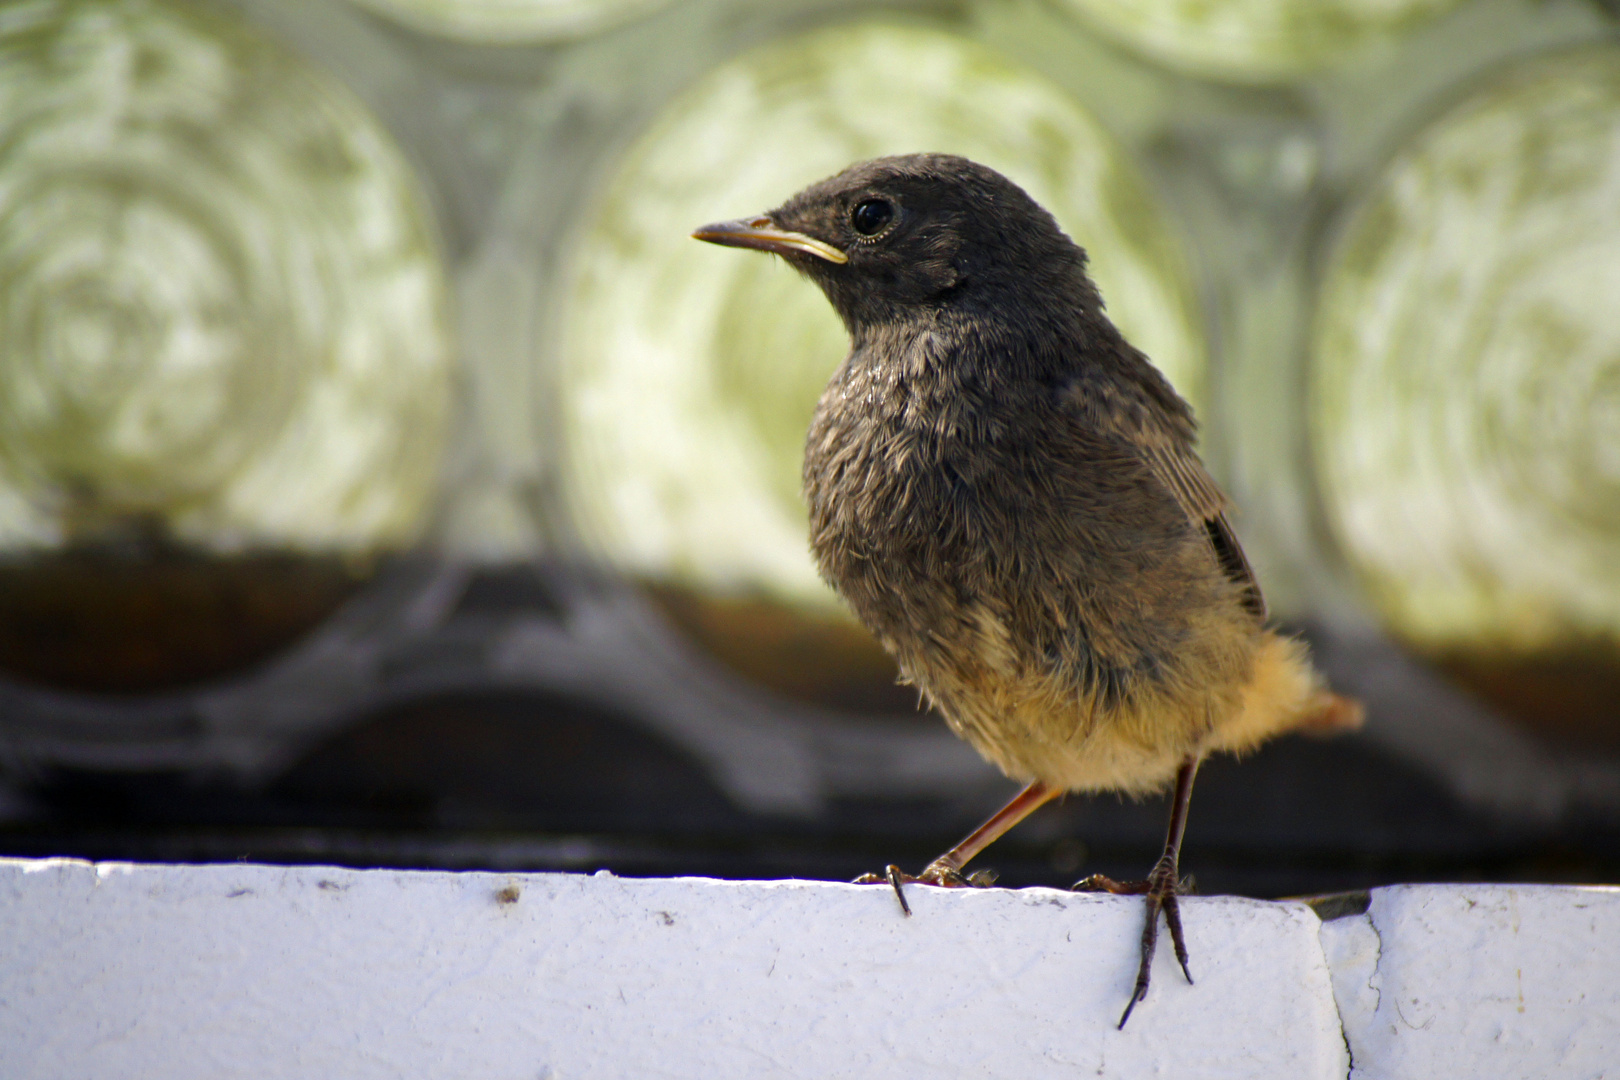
[850,198,894,236]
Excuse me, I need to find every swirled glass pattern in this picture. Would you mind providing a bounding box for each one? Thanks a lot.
[561,21,1206,610]
[345,0,672,43]
[1313,48,1620,660]
[1058,0,1463,83]
[0,0,451,555]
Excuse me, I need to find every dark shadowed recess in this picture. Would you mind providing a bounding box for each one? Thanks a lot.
[0,546,372,694]
[6,686,1616,898]
[643,582,926,717]
[1436,645,1620,756]
[278,691,742,831]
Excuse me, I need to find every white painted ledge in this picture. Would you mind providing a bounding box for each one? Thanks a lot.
[1322,885,1620,1078]
[0,859,1614,1079]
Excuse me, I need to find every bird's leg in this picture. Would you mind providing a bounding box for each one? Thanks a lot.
[1073,756,1200,1028]
[854,780,1057,916]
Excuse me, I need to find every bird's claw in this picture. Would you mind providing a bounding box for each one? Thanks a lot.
[1073,855,1194,1028]
[853,859,998,917]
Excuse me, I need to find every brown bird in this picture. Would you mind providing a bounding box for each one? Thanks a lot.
[693,153,1360,1027]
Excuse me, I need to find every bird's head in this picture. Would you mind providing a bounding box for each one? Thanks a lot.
[692,153,1090,335]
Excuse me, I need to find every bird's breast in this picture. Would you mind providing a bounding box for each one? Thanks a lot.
[803,371,984,557]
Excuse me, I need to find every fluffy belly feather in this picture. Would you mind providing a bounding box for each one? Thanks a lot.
[902,616,1336,795]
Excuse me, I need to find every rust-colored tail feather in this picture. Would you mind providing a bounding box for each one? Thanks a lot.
[1297,691,1365,736]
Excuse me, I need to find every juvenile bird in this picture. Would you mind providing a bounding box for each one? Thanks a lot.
[693,154,1360,1027]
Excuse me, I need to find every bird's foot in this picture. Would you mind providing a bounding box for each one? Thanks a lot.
[1072,855,1193,1028]
[853,859,999,917]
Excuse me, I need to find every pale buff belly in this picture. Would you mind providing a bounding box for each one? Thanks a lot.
[898,610,1330,796]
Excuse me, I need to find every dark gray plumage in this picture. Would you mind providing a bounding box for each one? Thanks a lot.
[693,153,1359,1027]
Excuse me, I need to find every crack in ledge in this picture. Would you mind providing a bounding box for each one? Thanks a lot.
[1307,889,1383,1080]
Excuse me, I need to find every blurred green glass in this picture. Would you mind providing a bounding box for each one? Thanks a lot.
[0,0,451,690]
[346,0,674,42]
[1057,0,1466,82]
[1313,47,1620,748]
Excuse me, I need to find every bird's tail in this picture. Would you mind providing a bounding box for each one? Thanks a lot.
[1294,689,1365,736]
[1207,631,1364,755]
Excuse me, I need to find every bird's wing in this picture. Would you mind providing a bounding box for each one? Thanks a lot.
[1066,368,1268,621]
[1142,442,1266,621]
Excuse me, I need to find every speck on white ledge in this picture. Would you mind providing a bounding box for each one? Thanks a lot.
[0,858,1615,1079]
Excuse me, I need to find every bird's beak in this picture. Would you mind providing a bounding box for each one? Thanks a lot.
[690,216,848,264]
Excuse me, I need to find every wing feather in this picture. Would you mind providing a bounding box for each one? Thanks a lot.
[1064,363,1267,620]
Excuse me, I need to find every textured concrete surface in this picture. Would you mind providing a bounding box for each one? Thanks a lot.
[0,860,1614,1079]
[1320,884,1620,1080]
